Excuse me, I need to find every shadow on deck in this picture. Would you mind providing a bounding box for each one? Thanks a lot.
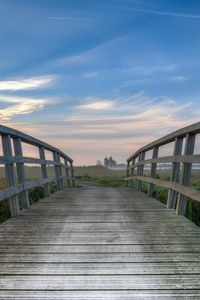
[0,185,200,299]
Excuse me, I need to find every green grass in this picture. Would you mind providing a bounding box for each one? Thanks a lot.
[76,175,125,187]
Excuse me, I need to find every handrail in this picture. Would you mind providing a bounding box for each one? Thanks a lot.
[125,122,200,215]
[0,124,75,217]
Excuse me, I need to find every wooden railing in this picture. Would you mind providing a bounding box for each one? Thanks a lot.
[0,125,75,217]
[125,122,200,215]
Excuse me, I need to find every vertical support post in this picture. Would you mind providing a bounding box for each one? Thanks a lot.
[167,137,183,209]
[39,147,51,196]
[176,133,195,215]
[136,151,145,191]
[2,134,20,216]
[13,137,30,209]
[57,153,64,190]
[64,158,71,187]
[126,160,130,187]
[148,146,159,197]
[130,158,135,188]
[70,161,75,187]
[53,151,63,191]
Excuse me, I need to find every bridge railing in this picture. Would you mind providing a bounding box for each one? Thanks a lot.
[0,125,75,217]
[125,122,200,215]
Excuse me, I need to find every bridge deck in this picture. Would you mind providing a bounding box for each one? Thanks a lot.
[0,185,200,299]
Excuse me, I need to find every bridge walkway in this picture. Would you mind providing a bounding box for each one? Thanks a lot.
[0,185,200,299]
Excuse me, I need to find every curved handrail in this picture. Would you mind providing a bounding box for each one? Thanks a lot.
[125,122,200,215]
[0,124,75,217]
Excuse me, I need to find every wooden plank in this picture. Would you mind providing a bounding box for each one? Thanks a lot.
[126,175,200,203]
[0,252,200,263]
[0,290,200,299]
[1,274,200,290]
[0,185,200,298]
[0,262,199,275]
[0,244,200,253]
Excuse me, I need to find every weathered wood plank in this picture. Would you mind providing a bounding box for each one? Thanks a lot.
[0,185,200,298]
[0,252,200,263]
[0,262,199,275]
[0,290,200,299]
[1,274,200,290]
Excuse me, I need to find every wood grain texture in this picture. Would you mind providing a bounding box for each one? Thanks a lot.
[0,185,200,299]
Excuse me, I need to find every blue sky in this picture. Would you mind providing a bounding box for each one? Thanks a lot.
[0,0,200,164]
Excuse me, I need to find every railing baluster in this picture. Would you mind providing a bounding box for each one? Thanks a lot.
[176,133,195,215]
[167,137,183,209]
[64,158,71,187]
[148,146,158,197]
[13,137,30,208]
[70,161,75,187]
[2,134,20,216]
[130,158,135,188]
[126,160,130,187]
[53,151,63,191]
[57,153,64,190]
[136,151,145,190]
[39,147,51,197]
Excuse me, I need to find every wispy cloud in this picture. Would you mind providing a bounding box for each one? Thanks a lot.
[78,97,113,110]
[100,4,200,20]
[56,36,126,66]
[83,71,99,78]
[6,92,197,165]
[169,75,189,82]
[49,16,97,22]
[0,95,53,120]
[0,75,56,91]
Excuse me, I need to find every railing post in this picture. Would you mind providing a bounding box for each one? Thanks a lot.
[130,158,135,188]
[1,134,20,216]
[70,161,75,187]
[53,151,63,191]
[39,147,51,197]
[136,151,145,190]
[13,137,30,209]
[167,137,183,209]
[176,133,195,215]
[57,153,64,190]
[148,146,159,197]
[126,160,130,187]
[64,158,71,187]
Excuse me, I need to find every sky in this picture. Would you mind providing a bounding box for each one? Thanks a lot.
[0,0,200,165]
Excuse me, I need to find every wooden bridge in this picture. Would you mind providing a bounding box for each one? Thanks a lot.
[0,123,200,299]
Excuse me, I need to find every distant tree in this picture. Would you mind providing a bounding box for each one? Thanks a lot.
[96,160,102,166]
[104,157,109,167]
[108,156,117,167]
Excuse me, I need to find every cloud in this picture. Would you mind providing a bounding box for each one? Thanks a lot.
[83,72,99,78]
[100,4,200,20]
[169,75,189,82]
[0,75,56,91]
[7,92,197,165]
[55,36,126,66]
[49,16,97,22]
[78,98,114,110]
[0,95,53,120]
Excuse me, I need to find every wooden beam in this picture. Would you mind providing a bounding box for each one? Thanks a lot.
[147,146,158,197]
[1,134,20,216]
[176,133,195,215]
[13,137,30,209]
[167,137,183,209]
[39,147,51,197]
